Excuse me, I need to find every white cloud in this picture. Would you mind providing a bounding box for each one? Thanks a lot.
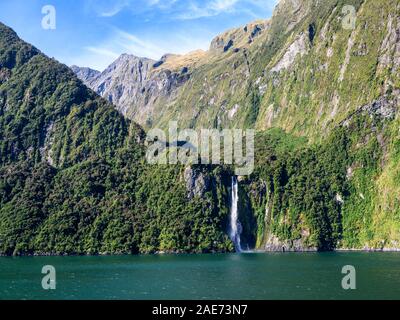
[66,0,279,70]
[177,0,239,20]
[209,0,239,11]
[149,0,179,9]
[86,0,131,17]
[115,29,166,59]
[85,47,120,59]
[87,0,278,20]
[89,0,179,17]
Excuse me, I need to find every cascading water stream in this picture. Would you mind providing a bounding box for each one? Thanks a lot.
[229,176,243,253]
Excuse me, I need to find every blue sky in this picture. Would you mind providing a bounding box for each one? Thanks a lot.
[0,0,278,71]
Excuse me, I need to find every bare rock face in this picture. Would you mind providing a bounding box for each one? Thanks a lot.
[0,67,11,85]
[271,32,310,72]
[39,121,56,167]
[70,66,100,85]
[361,96,399,120]
[85,54,155,117]
[264,235,317,252]
[184,167,211,199]
[379,13,400,71]
[341,96,399,127]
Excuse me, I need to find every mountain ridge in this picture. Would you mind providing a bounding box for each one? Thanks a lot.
[73,0,400,142]
[71,15,272,125]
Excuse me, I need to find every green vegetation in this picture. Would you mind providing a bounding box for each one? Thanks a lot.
[240,104,399,250]
[0,0,399,255]
[0,23,232,256]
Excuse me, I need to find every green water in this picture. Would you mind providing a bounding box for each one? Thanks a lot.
[0,252,399,300]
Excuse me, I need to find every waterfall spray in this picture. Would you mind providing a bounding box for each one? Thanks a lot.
[229,176,243,252]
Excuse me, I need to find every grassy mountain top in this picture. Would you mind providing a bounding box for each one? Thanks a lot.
[155,50,208,72]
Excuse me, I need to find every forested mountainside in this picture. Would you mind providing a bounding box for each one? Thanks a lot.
[73,0,400,252]
[0,22,233,256]
[0,0,399,256]
[244,99,399,251]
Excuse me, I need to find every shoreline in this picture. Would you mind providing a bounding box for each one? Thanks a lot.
[2,248,400,257]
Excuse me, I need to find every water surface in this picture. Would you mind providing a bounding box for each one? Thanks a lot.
[0,252,399,300]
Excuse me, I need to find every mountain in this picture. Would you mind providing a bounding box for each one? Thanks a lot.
[74,0,399,139]
[71,0,399,252]
[70,65,100,84]
[76,53,194,122]
[1,0,399,255]
[0,22,232,256]
[72,20,269,127]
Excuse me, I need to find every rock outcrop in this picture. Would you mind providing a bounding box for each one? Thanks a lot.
[271,32,310,72]
[264,235,317,252]
[184,167,211,200]
[341,95,399,127]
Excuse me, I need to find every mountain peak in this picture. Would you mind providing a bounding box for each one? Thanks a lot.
[70,65,101,85]
[0,21,17,37]
[0,22,39,71]
[114,53,155,64]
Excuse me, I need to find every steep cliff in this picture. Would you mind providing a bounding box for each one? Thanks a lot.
[73,0,399,140]
[70,65,100,85]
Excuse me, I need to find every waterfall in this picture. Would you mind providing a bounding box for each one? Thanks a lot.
[229,176,243,252]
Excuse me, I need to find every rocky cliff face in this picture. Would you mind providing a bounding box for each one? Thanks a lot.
[184,166,211,200]
[264,235,318,252]
[73,53,192,125]
[70,66,100,85]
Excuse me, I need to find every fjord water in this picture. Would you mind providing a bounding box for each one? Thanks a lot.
[0,253,399,300]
